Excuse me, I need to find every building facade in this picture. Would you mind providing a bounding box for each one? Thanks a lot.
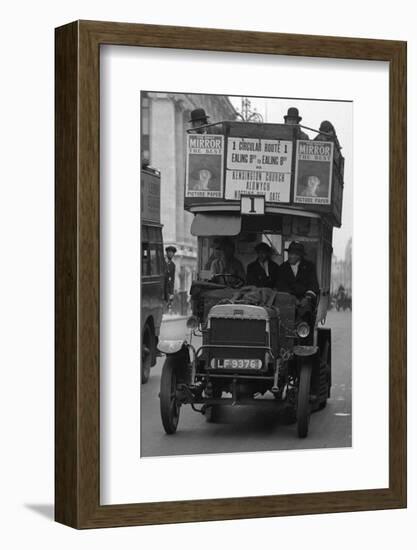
[141,92,237,306]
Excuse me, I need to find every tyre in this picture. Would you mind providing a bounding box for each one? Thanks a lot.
[318,340,330,410]
[297,361,312,438]
[160,356,181,434]
[141,324,153,384]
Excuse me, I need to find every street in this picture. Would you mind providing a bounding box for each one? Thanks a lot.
[140,310,352,457]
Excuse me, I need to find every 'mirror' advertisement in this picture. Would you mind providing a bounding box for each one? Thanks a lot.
[294,140,334,205]
[185,134,224,198]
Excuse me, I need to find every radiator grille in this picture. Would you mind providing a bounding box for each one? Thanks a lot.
[209,318,266,346]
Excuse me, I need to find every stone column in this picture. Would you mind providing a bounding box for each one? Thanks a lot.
[149,94,177,245]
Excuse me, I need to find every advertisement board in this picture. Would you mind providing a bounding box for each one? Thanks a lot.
[185,134,224,199]
[294,140,334,205]
[225,137,292,202]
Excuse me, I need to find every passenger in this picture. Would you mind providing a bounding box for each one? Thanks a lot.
[283,107,309,140]
[314,120,341,150]
[276,241,319,316]
[204,237,221,270]
[246,242,280,288]
[207,244,225,277]
[210,238,245,284]
[188,108,210,134]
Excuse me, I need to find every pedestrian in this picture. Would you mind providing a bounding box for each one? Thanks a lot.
[164,245,177,312]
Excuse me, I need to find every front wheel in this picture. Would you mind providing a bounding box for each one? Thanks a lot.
[160,357,181,434]
[297,361,312,438]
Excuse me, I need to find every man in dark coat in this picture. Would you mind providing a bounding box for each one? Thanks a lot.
[164,245,177,304]
[246,242,280,288]
[283,107,310,140]
[276,241,319,314]
[188,108,210,134]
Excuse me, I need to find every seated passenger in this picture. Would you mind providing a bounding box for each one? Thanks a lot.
[209,237,245,284]
[246,242,280,288]
[204,238,223,272]
[276,241,319,316]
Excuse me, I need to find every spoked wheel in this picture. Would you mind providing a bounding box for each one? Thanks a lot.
[297,360,313,438]
[160,357,181,434]
[141,324,153,384]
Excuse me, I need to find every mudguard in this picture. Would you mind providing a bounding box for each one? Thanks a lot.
[293,345,318,357]
[158,340,187,355]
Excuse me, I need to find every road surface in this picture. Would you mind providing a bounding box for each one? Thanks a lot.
[140,310,352,457]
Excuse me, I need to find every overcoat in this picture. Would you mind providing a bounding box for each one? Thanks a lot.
[246,259,280,288]
[276,259,319,299]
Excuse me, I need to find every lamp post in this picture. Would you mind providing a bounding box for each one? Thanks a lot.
[235,97,264,122]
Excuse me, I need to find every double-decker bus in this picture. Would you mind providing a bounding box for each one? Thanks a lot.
[141,166,165,383]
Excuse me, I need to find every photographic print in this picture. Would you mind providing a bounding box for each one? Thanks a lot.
[55,21,405,527]
[140,91,352,458]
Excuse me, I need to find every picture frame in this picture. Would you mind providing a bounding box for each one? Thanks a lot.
[55,20,406,529]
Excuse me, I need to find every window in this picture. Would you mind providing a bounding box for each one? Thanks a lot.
[142,242,150,276]
[149,246,159,275]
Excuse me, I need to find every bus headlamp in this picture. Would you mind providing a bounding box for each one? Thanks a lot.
[296,322,310,338]
[186,315,199,329]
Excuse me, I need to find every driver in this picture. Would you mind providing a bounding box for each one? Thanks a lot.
[210,237,245,284]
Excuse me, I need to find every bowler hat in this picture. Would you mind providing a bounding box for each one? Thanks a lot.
[284,107,302,123]
[285,241,305,256]
[255,242,272,254]
[189,108,210,123]
[165,245,177,254]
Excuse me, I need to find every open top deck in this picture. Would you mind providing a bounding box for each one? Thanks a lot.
[184,120,344,227]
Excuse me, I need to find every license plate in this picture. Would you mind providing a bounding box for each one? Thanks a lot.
[211,358,262,370]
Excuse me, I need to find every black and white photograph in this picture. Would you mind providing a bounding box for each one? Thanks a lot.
[140,91,352,458]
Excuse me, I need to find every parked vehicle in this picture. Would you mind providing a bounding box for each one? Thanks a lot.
[141,166,165,383]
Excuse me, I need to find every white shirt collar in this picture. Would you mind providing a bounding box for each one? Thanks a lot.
[290,261,300,276]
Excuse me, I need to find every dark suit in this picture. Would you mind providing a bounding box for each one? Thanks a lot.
[164,260,176,299]
[276,259,319,300]
[246,259,280,288]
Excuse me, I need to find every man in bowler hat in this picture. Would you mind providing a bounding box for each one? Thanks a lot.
[188,108,210,134]
[283,107,310,140]
[246,242,280,288]
[276,241,319,318]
